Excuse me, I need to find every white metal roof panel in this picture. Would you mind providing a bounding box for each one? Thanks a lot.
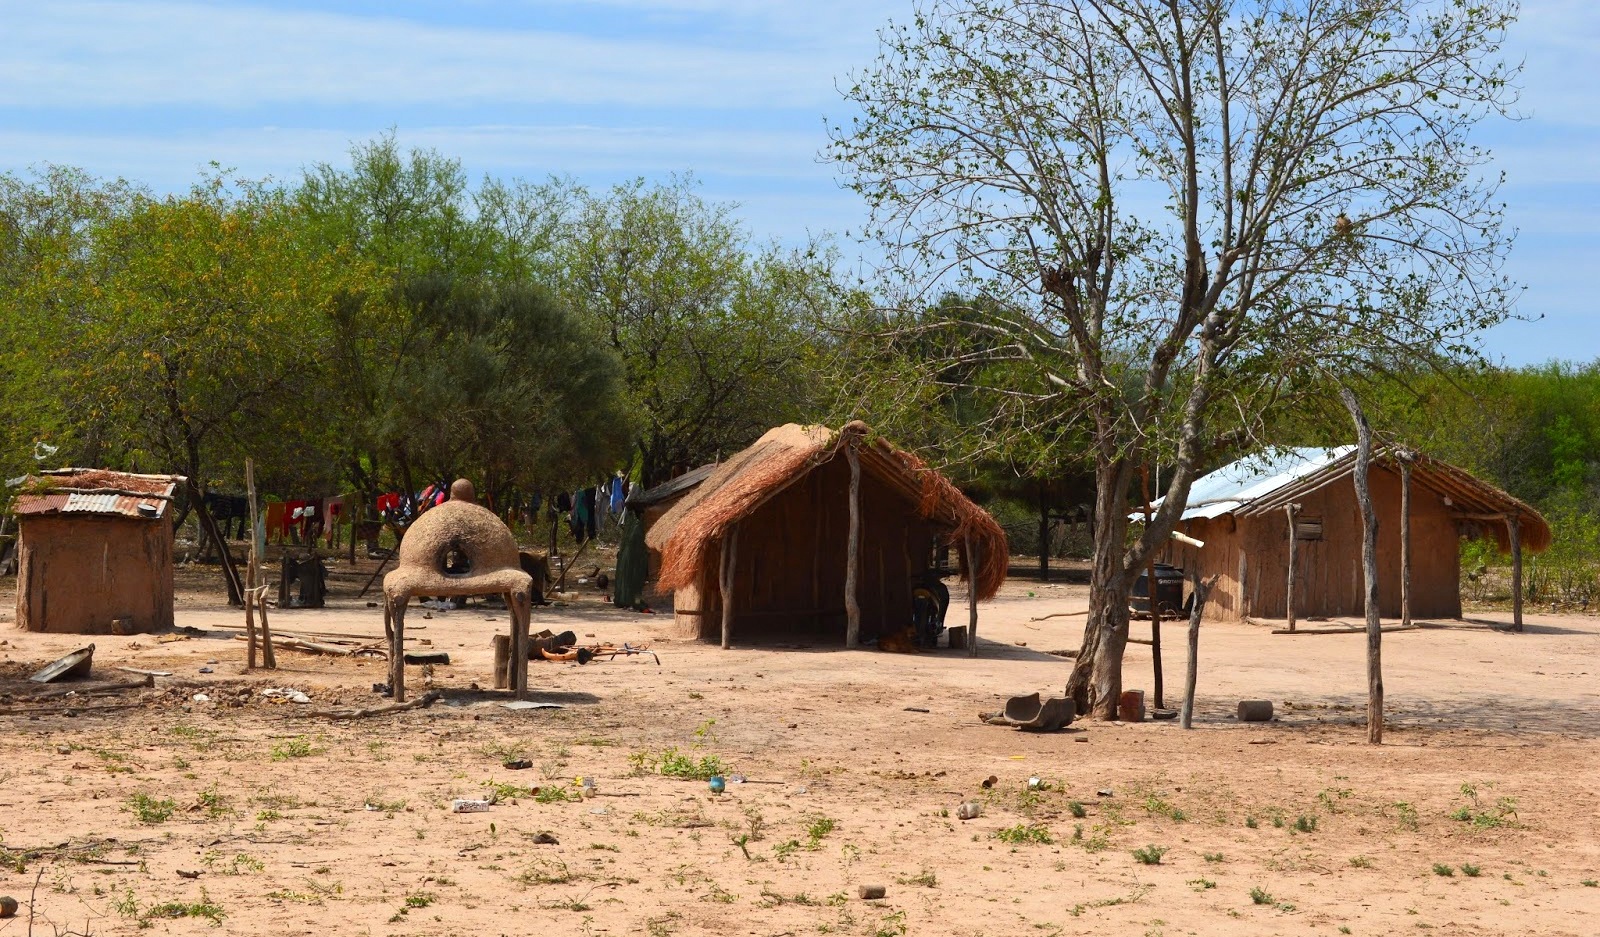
[1146,447,1354,521]
[63,492,122,514]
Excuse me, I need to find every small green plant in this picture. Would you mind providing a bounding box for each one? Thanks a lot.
[1068,800,1087,818]
[995,824,1053,845]
[1461,863,1482,877]
[125,792,176,824]
[486,780,536,802]
[1132,844,1168,865]
[1581,879,1598,888]
[1250,887,1274,905]
[1188,878,1216,891]
[196,786,231,820]
[516,858,571,885]
[805,815,837,848]
[1245,815,1259,829]
[872,909,908,937]
[630,747,727,781]
[1349,855,1373,869]
[1338,927,1352,935]
[143,889,225,925]
[1203,852,1224,863]
[1293,814,1318,834]
[536,786,576,804]
[1391,802,1419,831]
[1433,863,1455,877]
[270,737,316,761]
[896,868,938,888]
[405,893,435,908]
[1142,795,1186,822]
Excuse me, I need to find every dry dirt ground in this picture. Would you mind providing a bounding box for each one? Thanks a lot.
[1,554,1599,937]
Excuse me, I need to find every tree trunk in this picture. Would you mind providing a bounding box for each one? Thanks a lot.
[1066,456,1136,719]
[1340,387,1383,745]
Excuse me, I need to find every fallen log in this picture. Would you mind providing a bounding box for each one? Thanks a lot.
[303,689,442,720]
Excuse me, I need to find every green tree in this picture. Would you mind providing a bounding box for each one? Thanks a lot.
[0,167,139,480]
[44,172,360,494]
[295,135,633,504]
[832,0,1518,717]
[549,176,835,487]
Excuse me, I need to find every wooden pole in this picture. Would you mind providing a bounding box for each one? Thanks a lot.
[720,524,740,650]
[1141,467,1162,708]
[1038,486,1050,583]
[845,444,862,648]
[492,633,511,689]
[1180,576,1215,729]
[1285,503,1299,632]
[965,531,980,657]
[1340,387,1383,745]
[1400,457,1413,628]
[1508,512,1523,633]
[245,460,275,668]
[389,599,406,702]
[244,460,259,669]
[512,590,530,699]
[191,484,244,606]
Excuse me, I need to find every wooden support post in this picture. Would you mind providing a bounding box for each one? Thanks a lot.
[720,525,740,650]
[1181,576,1215,730]
[845,444,862,649]
[966,531,979,658]
[492,633,511,689]
[1038,487,1050,584]
[1400,457,1413,628]
[511,590,530,699]
[1508,512,1523,633]
[245,459,275,669]
[1285,503,1299,632]
[389,599,406,702]
[1340,386,1383,745]
[1141,467,1162,708]
[192,483,244,606]
[244,460,259,671]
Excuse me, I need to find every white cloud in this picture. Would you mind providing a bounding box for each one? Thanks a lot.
[0,0,888,110]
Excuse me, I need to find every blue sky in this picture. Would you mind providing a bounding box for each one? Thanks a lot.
[1,0,1591,365]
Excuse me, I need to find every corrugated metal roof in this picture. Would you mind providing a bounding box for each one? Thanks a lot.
[9,469,183,520]
[64,492,122,513]
[1146,447,1354,521]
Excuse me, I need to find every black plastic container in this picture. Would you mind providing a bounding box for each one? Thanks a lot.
[1132,563,1185,616]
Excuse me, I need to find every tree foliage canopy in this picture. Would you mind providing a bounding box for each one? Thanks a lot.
[831,0,1519,716]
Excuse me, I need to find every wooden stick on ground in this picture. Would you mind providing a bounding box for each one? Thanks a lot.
[1029,609,1091,622]
[304,689,442,720]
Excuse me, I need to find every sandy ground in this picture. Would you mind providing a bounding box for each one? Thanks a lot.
[1,555,1598,937]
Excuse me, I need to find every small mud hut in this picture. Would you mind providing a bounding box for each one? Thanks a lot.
[10,469,185,634]
[1153,447,1550,626]
[647,422,1007,648]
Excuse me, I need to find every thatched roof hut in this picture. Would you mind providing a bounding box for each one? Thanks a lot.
[646,421,1007,648]
[1151,447,1550,625]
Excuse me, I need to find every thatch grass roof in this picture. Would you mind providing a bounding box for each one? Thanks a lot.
[652,422,1009,599]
